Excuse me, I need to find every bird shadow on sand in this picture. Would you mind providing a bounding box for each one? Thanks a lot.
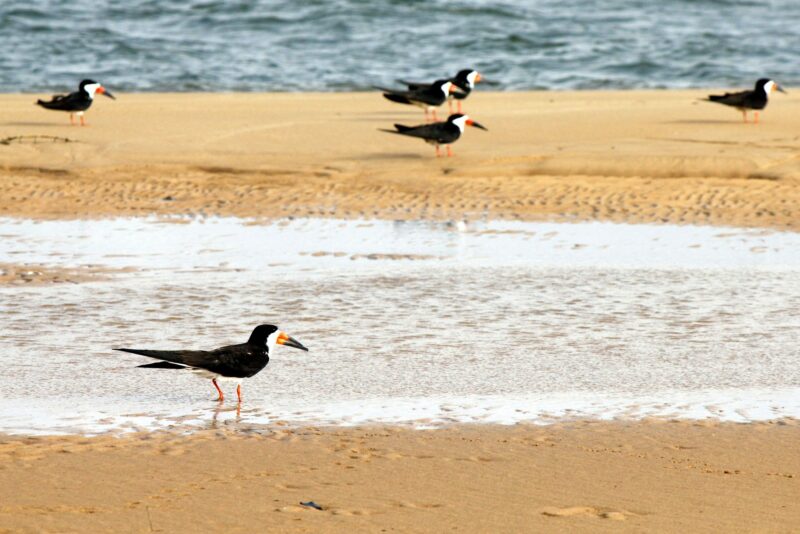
[362,152,425,160]
[663,119,739,125]
[351,112,431,122]
[1,121,72,128]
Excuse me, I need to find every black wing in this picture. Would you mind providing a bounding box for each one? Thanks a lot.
[382,92,416,106]
[115,343,269,378]
[36,91,91,112]
[707,90,755,108]
[397,79,431,91]
[382,87,446,107]
[381,122,461,144]
[451,87,471,101]
[115,348,213,366]
[399,80,469,99]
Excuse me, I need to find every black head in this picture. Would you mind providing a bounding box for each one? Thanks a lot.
[755,78,787,95]
[247,324,308,352]
[78,79,115,99]
[447,114,488,131]
[432,79,459,96]
[248,324,279,345]
[451,69,482,91]
[79,79,99,91]
[452,69,475,87]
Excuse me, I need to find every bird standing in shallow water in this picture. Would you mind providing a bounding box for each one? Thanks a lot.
[36,79,115,126]
[706,78,787,123]
[115,324,308,403]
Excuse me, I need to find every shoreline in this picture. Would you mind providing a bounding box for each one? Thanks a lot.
[1,420,798,532]
[0,90,798,229]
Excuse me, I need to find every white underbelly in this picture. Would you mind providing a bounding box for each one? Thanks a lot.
[190,368,243,383]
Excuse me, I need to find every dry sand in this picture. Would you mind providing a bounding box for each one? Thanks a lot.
[0,420,798,533]
[0,90,799,228]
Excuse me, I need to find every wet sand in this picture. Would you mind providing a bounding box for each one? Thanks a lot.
[0,262,129,285]
[0,91,799,228]
[1,421,798,533]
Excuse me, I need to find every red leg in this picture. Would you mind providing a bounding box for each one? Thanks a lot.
[754,111,759,124]
[448,100,453,114]
[432,109,438,122]
[457,101,462,114]
[80,115,86,126]
[212,378,224,401]
[435,145,441,157]
[69,114,75,126]
[236,384,243,403]
[446,145,453,157]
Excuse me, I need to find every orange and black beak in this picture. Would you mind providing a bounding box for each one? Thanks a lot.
[775,84,787,94]
[277,331,308,351]
[465,118,487,131]
[475,73,483,83]
[96,86,116,100]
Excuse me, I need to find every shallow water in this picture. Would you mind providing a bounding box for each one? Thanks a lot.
[1,217,799,435]
[2,0,799,92]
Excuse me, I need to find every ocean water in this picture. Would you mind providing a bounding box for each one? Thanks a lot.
[1,0,798,93]
[1,217,799,435]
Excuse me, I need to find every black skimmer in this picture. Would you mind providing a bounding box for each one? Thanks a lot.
[36,79,115,126]
[114,324,308,403]
[706,78,787,123]
[398,69,483,114]
[381,113,487,157]
[378,79,460,121]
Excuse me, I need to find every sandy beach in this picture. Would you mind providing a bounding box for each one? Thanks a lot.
[2,90,800,533]
[0,90,799,228]
[1,421,798,533]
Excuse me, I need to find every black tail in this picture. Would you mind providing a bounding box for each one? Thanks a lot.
[383,93,412,105]
[397,79,425,91]
[378,125,412,136]
[137,361,186,369]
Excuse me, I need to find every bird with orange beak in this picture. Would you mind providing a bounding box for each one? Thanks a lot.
[398,69,484,113]
[706,78,787,123]
[115,324,308,403]
[378,79,463,121]
[381,113,487,157]
[36,79,116,126]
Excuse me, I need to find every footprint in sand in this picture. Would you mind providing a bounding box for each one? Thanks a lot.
[541,506,631,521]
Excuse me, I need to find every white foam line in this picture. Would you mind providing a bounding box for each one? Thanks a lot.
[2,388,799,435]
